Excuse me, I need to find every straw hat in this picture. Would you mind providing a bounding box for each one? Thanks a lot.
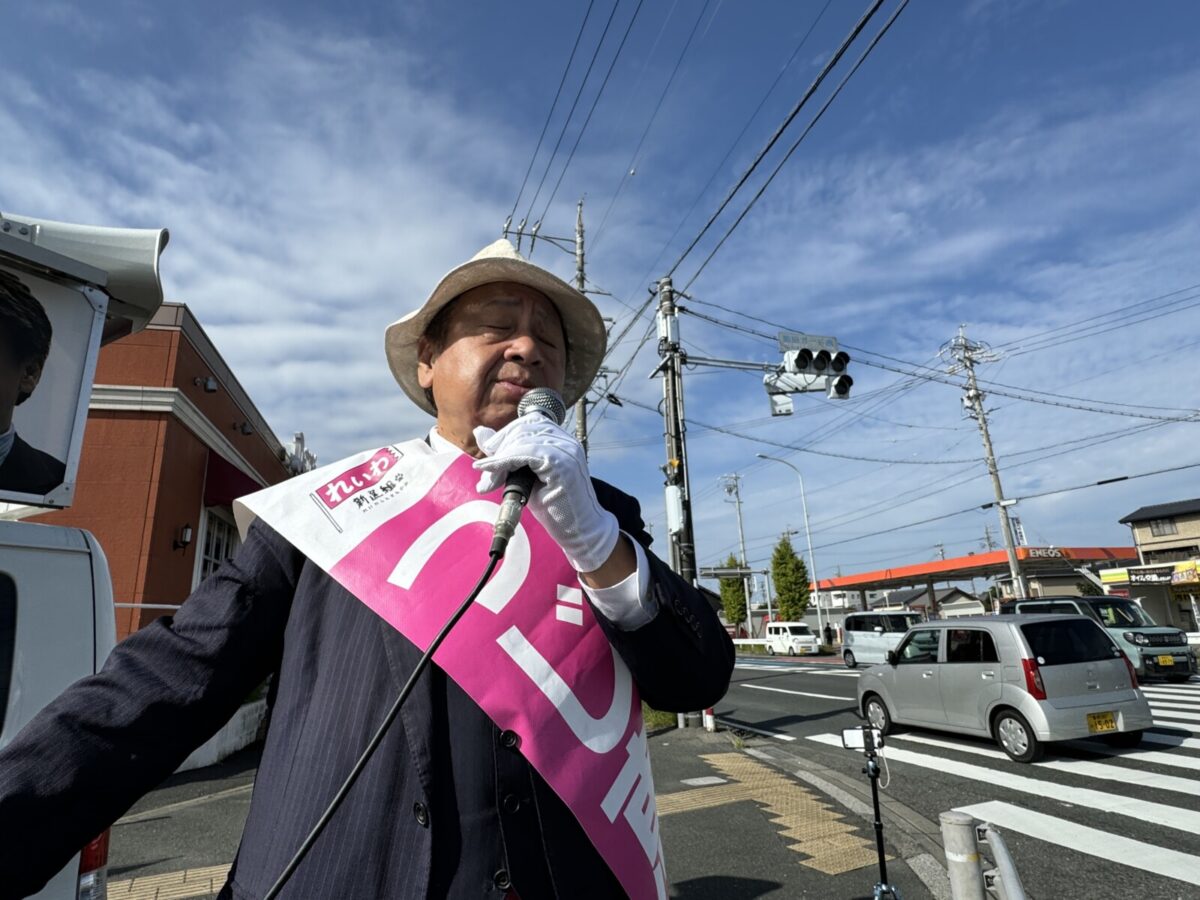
[385,238,607,416]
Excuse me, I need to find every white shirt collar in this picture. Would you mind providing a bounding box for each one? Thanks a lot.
[428,426,464,455]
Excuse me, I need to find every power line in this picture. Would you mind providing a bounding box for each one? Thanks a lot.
[591,0,715,247]
[679,0,911,294]
[506,1,596,228]
[665,0,884,278]
[534,0,647,227]
[521,0,623,240]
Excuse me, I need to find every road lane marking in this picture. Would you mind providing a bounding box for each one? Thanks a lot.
[1154,719,1200,733]
[716,717,796,740]
[889,733,1200,798]
[1146,700,1200,711]
[1146,729,1200,747]
[1062,741,1200,771]
[740,684,855,702]
[1148,708,1200,721]
[806,733,1200,833]
[952,801,1200,889]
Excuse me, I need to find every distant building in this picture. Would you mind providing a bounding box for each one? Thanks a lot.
[26,303,310,639]
[876,586,984,618]
[1099,499,1200,635]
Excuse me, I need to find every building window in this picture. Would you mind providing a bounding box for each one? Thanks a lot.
[198,507,241,584]
[1149,518,1178,537]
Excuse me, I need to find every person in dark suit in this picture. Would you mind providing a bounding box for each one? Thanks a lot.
[0,239,734,899]
[0,270,67,495]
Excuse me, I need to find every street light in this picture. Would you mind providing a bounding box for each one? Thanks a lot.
[756,453,822,634]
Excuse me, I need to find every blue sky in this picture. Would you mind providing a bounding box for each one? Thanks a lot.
[4,0,1200,593]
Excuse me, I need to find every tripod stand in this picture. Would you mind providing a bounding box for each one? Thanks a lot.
[861,727,901,900]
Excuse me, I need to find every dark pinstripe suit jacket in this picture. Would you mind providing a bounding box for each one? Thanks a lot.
[0,479,733,899]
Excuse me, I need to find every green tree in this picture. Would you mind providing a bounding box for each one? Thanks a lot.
[772,533,810,621]
[718,554,746,631]
[1077,580,1104,596]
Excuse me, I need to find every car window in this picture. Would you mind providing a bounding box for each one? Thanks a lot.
[0,574,14,734]
[1020,619,1120,665]
[897,629,940,664]
[946,629,999,663]
[788,625,811,636]
[881,613,919,633]
[1089,599,1155,628]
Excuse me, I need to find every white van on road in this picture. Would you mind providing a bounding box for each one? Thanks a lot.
[764,622,819,656]
[842,610,923,668]
[1,520,117,900]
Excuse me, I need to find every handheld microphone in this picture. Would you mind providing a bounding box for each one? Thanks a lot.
[489,387,567,558]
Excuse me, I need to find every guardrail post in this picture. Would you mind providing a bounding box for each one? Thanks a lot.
[939,810,985,900]
[977,823,1027,900]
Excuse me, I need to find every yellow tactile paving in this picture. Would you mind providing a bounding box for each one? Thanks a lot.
[107,863,231,900]
[656,751,889,876]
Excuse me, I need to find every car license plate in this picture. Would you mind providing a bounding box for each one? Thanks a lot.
[1158,655,1175,666]
[1087,711,1117,734]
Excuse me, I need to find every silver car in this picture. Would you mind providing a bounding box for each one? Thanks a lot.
[856,615,1154,762]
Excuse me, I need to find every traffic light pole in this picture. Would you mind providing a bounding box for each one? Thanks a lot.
[656,277,697,586]
[722,474,754,636]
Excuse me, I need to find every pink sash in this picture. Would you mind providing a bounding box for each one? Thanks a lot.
[237,445,667,900]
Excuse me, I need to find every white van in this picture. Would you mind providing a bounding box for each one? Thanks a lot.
[1,520,117,900]
[842,610,922,668]
[764,622,819,656]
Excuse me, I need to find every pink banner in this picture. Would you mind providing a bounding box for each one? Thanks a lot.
[327,454,666,899]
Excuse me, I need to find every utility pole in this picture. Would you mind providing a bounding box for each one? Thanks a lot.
[573,199,589,455]
[655,277,697,585]
[935,543,946,561]
[982,524,996,552]
[722,474,753,636]
[945,326,1029,600]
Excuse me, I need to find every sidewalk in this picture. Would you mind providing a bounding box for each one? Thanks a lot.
[652,727,945,899]
[108,726,948,899]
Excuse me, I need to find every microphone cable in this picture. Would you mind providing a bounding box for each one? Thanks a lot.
[262,548,504,900]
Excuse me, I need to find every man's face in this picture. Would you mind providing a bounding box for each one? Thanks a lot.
[0,340,42,430]
[417,282,567,450]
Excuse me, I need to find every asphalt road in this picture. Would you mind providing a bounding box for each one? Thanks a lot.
[716,654,1200,900]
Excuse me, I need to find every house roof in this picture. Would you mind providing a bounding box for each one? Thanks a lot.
[1119,498,1200,525]
[874,586,975,609]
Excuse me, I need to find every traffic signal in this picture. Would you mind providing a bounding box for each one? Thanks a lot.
[765,334,853,411]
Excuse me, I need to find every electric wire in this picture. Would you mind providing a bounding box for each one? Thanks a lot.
[535,0,647,227]
[665,0,885,279]
[679,0,911,294]
[507,1,597,228]
[638,0,834,274]
[521,0,623,241]
[591,0,715,246]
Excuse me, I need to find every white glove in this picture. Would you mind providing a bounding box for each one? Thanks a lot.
[473,411,620,573]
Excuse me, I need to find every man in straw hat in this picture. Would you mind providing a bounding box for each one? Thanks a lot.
[0,239,733,899]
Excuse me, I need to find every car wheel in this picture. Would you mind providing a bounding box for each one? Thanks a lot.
[994,710,1043,763]
[1169,674,1193,683]
[844,650,857,669]
[766,646,775,656]
[864,694,892,735]
[1103,730,1143,749]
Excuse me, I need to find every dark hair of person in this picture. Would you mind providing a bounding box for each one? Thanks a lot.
[0,270,53,405]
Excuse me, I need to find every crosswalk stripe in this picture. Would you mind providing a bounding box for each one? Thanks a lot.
[1153,719,1200,734]
[1149,708,1200,722]
[1147,700,1200,711]
[1143,731,1200,750]
[1065,741,1200,772]
[951,801,1200,889]
[888,733,1200,797]
[806,733,1200,833]
[740,684,854,702]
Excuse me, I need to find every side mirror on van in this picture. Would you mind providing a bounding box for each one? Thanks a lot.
[886,650,898,666]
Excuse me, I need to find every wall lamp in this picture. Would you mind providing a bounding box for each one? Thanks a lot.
[193,376,218,393]
[173,524,194,551]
